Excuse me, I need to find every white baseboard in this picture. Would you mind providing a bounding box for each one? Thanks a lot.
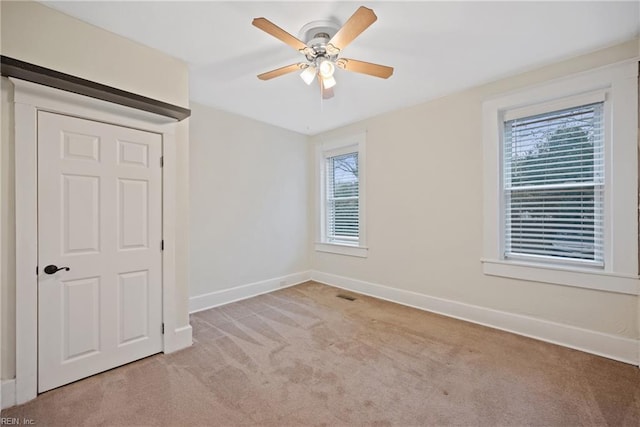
[311,270,639,366]
[1,379,16,410]
[189,271,312,314]
[164,324,193,354]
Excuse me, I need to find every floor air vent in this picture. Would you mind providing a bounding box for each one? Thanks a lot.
[336,294,356,301]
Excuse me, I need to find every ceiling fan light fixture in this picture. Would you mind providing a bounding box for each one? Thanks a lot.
[322,75,336,89]
[253,6,394,99]
[300,65,316,85]
[318,58,335,78]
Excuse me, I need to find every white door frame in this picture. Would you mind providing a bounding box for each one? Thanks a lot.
[11,78,188,404]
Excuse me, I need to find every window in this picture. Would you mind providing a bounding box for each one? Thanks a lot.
[326,151,360,244]
[316,133,367,257]
[482,60,638,295]
[503,102,604,267]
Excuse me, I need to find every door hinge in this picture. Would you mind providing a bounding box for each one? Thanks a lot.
[161,240,164,251]
[160,156,164,167]
[162,323,165,334]
[36,265,38,275]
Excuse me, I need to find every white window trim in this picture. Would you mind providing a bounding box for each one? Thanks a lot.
[482,59,639,295]
[315,132,368,258]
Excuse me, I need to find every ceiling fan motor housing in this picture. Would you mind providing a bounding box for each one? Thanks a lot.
[299,20,340,61]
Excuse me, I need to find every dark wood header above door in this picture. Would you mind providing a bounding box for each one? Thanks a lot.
[1,55,191,121]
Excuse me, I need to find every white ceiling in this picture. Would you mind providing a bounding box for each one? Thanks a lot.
[42,1,639,135]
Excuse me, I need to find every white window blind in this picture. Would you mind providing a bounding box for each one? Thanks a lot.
[503,102,604,266]
[326,152,359,244]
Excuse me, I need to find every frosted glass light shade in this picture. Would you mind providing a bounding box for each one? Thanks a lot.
[322,75,336,89]
[318,59,335,78]
[300,66,316,85]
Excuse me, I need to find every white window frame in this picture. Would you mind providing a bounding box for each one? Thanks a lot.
[315,132,367,257]
[482,60,639,295]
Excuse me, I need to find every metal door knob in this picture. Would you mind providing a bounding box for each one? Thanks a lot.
[43,265,70,275]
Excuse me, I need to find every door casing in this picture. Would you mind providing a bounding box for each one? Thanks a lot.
[11,78,190,404]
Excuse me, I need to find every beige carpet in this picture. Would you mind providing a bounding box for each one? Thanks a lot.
[2,281,639,426]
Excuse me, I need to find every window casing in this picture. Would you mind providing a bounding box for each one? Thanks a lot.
[482,60,638,295]
[316,133,367,257]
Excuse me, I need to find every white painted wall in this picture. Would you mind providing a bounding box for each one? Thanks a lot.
[0,1,191,381]
[189,102,310,308]
[311,39,639,342]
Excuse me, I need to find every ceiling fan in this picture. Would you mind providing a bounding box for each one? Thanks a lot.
[252,6,394,99]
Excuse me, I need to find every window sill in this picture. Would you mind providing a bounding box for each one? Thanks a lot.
[481,258,639,295]
[315,242,368,258]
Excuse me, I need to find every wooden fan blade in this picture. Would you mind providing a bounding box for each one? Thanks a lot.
[252,17,308,52]
[257,63,304,80]
[328,6,377,52]
[336,58,393,79]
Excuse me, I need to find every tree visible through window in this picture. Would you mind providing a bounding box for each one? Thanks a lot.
[326,152,359,244]
[503,102,604,265]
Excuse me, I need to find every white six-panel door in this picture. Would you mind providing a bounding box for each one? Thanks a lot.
[37,111,163,392]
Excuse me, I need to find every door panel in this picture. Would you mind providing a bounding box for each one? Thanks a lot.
[118,140,149,167]
[62,276,101,361]
[118,270,149,345]
[62,174,100,254]
[118,179,149,250]
[62,131,100,162]
[38,111,162,393]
